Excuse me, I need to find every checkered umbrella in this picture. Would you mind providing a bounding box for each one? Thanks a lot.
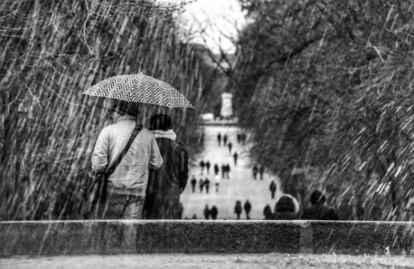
[82,73,195,109]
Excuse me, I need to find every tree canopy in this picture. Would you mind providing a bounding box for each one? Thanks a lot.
[233,0,414,220]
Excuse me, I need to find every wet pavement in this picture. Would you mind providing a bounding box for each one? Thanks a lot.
[2,254,414,269]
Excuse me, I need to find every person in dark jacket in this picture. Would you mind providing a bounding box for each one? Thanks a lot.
[143,114,189,219]
[274,194,299,220]
[210,205,218,220]
[302,190,339,220]
[190,175,197,193]
[217,133,222,146]
[223,134,228,146]
[199,178,204,193]
[263,204,273,220]
[221,164,226,179]
[204,177,210,194]
[227,142,233,154]
[214,163,220,175]
[234,200,242,219]
[252,165,258,180]
[244,200,252,219]
[199,160,205,174]
[225,164,231,179]
[203,205,210,219]
[269,180,277,199]
[205,161,211,174]
[233,152,238,166]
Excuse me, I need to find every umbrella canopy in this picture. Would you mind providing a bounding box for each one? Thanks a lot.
[82,73,195,109]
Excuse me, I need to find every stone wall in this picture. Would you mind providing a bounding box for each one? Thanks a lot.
[0,220,413,256]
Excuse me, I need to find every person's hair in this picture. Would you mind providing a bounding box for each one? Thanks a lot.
[310,190,326,205]
[111,100,139,116]
[275,195,296,213]
[150,114,172,131]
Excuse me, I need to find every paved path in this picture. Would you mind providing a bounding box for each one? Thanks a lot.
[2,254,413,269]
[180,125,282,220]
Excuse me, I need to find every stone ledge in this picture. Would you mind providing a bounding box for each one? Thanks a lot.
[0,220,413,256]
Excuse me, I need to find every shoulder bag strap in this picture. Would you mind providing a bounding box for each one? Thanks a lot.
[105,123,143,177]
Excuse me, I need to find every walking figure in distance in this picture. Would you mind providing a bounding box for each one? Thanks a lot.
[214,163,220,176]
[226,164,231,179]
[210,205,218,220]
[199,160,205,174]
[199,178,204,193]
[252,165,258,180]
[269,180,277,199]
[227,142,233,154]
[244,200,252,219]
[234,200,242,219]
[233,152,238,166]
[205,161,211,174]
[204,177,210,194]
[221,164,226,179]
[217,133,222,146]
[223,134,228,146]
[190,175,197,193]
[203,205,210,220]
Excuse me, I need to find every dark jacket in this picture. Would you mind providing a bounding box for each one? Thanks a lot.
[143,138,188,219]
[302,205,339,220]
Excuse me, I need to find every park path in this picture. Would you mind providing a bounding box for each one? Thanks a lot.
[180,124,282,219]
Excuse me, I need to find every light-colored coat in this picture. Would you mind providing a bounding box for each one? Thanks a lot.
[92,115,163,196]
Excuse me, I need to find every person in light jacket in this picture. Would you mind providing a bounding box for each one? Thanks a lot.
[143,114,189,219]
[91,101,163,219]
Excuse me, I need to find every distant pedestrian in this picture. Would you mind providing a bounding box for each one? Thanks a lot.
[203,205,210,219]
[236,133,241,144]
[302,190,339,220]
[259,165,264,180]
[263,204,273,220]
[269,180,277,199]
[204,178,210,194]
[214,163,219,175]
[221,164,226,178]
[217,133,222,146]
[252,165,258,180]
[192,214,197,219]
[199,178,204,193]
[234,200,242,219]
[199,160,205,174]
[223,134,228,146]
[206,161,211,174]
[227,164,231,179]
[191,175,197,193]
[244,200,252,219]
[215,174,220,193]
[210,205,218,220]
[274,194,299,220]
[233,152,238,166]
[228,142,233,154]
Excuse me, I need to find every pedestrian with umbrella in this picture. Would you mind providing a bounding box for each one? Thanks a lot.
[83,73,194,220]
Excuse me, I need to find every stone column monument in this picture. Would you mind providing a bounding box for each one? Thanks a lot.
[220,92,233,119]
